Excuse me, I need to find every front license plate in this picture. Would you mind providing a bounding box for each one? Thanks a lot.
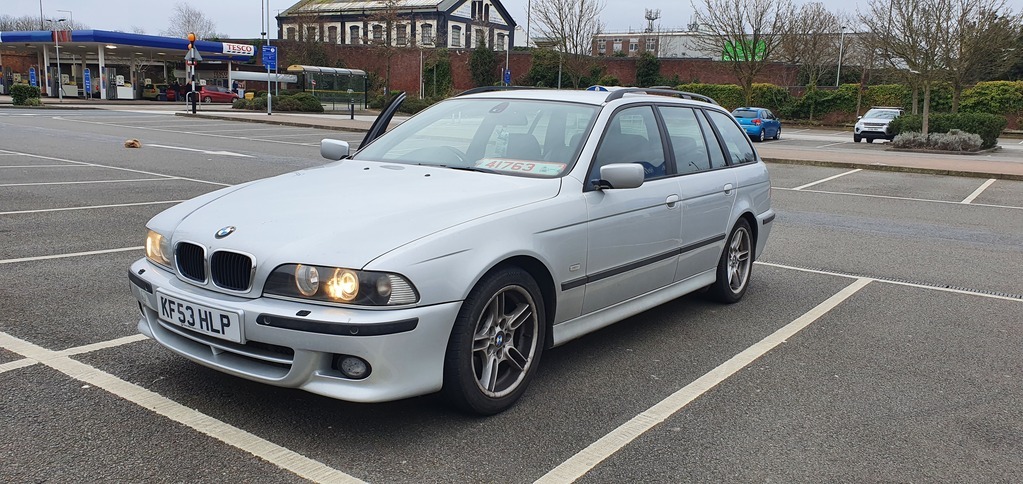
[156,290,242,343]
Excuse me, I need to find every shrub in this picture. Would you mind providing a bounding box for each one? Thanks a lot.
[289,92,324,112]
[11,84,41,105]
[892,130,983,152]
[21,97,43,107]
[960,81,1023,115]
[749,83,791,114]
[397,97,441,115]
[675,83,743,109]
[232,93,322,112]
[891,112,1006,149]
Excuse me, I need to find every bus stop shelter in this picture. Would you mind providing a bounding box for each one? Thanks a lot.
[287,65,368,110]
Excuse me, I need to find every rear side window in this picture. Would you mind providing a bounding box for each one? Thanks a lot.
[657,106,711,175]
[705,110,756,164]
[696,111,728,169]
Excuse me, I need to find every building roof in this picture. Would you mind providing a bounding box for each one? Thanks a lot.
[282,0,461,16]
[0,30,254,61]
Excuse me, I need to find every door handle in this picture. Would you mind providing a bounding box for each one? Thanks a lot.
[665,194,680,208]
[723,183,734,194]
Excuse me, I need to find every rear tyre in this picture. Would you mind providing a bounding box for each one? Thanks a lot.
[708,219,753,304]
[773,127,781,140]
[443,267,545,415]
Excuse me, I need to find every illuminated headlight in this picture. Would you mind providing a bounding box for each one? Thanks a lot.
[264,264,418,306]
[145,229,173,269]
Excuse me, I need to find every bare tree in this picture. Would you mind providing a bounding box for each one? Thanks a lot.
[861,0,952,135]
[691,0,794,104]
[531,0,605,88]
[162,3,219,39]
[944,0,1021,111]
[776,2,844,87]
[0,14,45,31]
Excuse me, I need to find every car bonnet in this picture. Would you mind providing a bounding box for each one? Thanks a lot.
[166,160,562,269]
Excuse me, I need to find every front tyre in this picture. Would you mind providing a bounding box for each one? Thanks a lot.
[443,267,545,415]
[708,219,753,304]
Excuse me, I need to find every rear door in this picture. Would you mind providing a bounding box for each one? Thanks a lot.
[659,105,737,280]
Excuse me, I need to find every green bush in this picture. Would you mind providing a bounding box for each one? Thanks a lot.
[749,83,792,113]
[11,84,41,105]
[891,112,1006,149]
[231,93,322,112]
[675,83,744,109]
[960,81,1023,115]
[782,85,857,120]
[397,97,441,115]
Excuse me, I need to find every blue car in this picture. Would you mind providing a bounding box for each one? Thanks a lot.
[731,107,781,142]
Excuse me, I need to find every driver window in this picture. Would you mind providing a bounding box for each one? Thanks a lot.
[590,106,667,181]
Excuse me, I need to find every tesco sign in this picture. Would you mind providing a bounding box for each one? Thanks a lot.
[222,43,255,56]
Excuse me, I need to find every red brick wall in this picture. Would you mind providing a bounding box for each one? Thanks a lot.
[1,53,40,78]
[268,41,799,94]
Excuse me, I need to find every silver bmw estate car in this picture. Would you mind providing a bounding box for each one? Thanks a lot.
[128,87,774,415]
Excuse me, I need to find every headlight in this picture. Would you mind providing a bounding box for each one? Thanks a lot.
[145,230,173,269]
[264,264,418,306]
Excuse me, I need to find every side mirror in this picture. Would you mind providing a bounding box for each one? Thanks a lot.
[595,163,645,190]
[320,139,350,161]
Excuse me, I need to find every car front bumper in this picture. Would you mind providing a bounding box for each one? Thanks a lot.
[128,258,461,403]
[854,125,892,139]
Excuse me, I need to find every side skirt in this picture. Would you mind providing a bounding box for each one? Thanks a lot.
[551,269,717,347]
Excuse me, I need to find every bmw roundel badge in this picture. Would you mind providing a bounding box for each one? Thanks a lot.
[215,226,236,238]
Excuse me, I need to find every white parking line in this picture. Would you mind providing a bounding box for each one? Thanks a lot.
[0,149,231,187]
[55,117,326,147]
[961,179,996,204]
[791,168,862,190]
[0,200,184,216]
[536,278,873,483]
[0,335,149,375]
[774,186,1023,211]
[0,165,87,168]
[247,132,330,139]
[0,246,143,265]
[0,178,175,187]
[815,141,849,148]
[0,330,364,483]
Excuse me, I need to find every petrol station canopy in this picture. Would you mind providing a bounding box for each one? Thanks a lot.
[0,29,255,62]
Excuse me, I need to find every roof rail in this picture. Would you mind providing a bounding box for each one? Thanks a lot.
[604,87,718,105]
[456,85,546,97]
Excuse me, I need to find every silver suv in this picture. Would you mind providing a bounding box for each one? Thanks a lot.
[854,107,904,143]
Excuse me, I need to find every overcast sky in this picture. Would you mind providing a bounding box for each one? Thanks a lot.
[5,0,1023,40]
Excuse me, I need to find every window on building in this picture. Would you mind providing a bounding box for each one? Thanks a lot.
[306,26,318,42]
[475,28,484,48]
[349,25,360,45]
[630,40,638,52]
[396,25,408,46]
[613,38,622,52]
[327,26,338,44]
[287,27,297,41]
[598,41,606,55]
[451,25,462,47]
[484,4,490,22]
[497,33,506,51]
[646,38,656,52]
[472,0,484,20]
[372,24,383,43]
[421,23,434,44]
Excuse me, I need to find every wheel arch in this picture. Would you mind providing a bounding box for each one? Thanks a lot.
[484,255,558,349]
[738,211,759,260]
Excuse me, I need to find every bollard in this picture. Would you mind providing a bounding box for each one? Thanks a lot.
[349,100,355,120]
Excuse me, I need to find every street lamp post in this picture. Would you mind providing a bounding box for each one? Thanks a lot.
[836,26,847,87]
[57,9,72,28]
[46,17,67,102]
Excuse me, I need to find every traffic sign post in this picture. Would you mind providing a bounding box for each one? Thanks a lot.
[262,46,277,116]
[83,68,91,99]
[185,33,200,114]
[504,69,511,85]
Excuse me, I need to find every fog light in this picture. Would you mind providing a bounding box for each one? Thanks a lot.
[336,355,370,379]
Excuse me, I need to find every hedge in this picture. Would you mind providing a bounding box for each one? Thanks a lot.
[11,84,41,105]
[890,112,1006,149]
[675,83,744,109]
[960,81,1023,116]
[232,92,323,112]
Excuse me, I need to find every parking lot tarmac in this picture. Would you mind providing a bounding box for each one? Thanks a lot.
[2,110,1021,482]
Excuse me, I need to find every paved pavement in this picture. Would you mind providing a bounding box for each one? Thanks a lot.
[3,94,1022,179]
